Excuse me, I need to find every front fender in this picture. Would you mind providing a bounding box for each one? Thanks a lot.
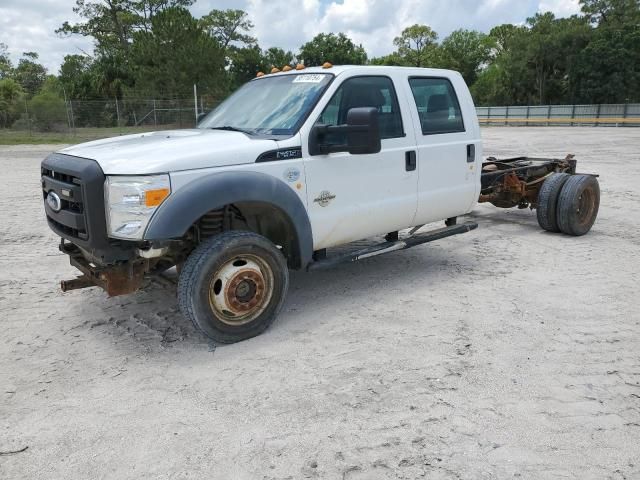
[144,171,313,269]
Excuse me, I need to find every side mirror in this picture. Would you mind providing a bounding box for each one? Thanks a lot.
[196,112,207,125]
[309,107,381,156]
[345,107,381,155]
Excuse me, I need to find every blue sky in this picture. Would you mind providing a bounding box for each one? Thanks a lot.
[0,0,582,73]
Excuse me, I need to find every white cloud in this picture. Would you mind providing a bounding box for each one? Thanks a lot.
[0,1,93,73]
[0,0,586,73]
[242,0,577,58]
[538,0,582,17]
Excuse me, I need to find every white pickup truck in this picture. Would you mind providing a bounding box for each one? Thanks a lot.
[41,65,600,343]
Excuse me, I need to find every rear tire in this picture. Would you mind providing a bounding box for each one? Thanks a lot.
[178,231,289,343]
[536,173,569,232]
[556,174,600,236]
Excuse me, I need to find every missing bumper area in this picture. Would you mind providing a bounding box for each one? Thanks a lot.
[60,241,146,296]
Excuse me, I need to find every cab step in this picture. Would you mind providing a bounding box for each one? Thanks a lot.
[307,221,478,271]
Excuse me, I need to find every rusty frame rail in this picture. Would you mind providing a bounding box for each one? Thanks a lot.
[479,155,577,209]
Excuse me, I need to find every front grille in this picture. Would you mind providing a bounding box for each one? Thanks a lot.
[42,165,88,240]
[41,153,136,265]
[47,216,83,239]
[41,167,81,185]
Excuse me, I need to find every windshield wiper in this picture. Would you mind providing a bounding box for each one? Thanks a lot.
[209,126,256,136]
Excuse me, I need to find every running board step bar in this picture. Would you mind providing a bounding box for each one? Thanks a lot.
[307,221,478,271]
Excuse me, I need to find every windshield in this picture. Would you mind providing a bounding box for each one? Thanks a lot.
[198,73,333,137]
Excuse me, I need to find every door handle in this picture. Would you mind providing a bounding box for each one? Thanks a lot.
[405,151,416,171]
[467,144,475,163]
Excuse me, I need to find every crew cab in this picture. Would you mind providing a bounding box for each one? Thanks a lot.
[41,65,600,343]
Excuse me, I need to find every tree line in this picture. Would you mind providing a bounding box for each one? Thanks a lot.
[0,0,639,130]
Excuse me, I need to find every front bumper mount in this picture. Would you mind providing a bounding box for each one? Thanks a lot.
[60,241,146,297]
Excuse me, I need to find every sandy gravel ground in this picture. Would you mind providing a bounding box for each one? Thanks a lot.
[1,127,639,479]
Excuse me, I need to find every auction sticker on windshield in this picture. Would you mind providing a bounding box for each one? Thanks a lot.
[292,75,326,83]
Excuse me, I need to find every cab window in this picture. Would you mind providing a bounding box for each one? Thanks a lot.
[408,77,465,135]
[317,76,404,144]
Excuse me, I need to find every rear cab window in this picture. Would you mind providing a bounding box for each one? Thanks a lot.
[408,77,465,135]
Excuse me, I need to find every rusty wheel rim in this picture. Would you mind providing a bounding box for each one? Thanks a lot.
[208,254,274,326]
[576,187,595,228]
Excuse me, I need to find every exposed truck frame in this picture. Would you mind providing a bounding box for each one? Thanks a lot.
[58,153,596,294]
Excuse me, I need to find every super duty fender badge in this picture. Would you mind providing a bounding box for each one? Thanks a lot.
[313,191,336,207]
[256,147,302,163]
[283,167,300,183]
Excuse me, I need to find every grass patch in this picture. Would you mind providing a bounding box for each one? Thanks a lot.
[0,126,166,145]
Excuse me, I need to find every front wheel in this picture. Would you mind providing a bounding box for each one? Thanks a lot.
[178,231,289,343]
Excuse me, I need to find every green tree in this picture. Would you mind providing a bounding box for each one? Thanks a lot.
[263,47,294,70]
[299,33,367,66]
[129,7,225,97]
[57,0,196,52]
[13,52,47,97]
[59,54,100,99]
[369,53,407,66]
[439,29,493,84]
[227,45,266,89]
[479,24,531,105]
[570,23,640,102]
[200,9,256,52]
[29,90,67,131]
[0,43,12,79]
[57,0,196,97]
[579,0,640,25]
[392,24,438,67]
[0,78,24,128]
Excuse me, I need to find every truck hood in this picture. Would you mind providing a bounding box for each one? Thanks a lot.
[58,129,279,175]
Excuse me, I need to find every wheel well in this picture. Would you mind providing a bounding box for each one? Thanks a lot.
[193,202,302,269]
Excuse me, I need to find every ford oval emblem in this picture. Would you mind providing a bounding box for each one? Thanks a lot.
[47,191,62,212]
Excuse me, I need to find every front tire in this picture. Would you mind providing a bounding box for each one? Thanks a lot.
[178,231,289,343]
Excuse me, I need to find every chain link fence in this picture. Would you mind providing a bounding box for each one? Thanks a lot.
[2,100,640,144]
[0,96,220,143]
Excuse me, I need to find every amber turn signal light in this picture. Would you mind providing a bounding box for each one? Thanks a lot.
[145,188,170,207]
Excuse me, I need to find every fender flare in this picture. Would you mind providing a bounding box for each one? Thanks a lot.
[144,171,313,269]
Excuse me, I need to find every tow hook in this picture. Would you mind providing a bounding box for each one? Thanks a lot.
[61,275,94,292]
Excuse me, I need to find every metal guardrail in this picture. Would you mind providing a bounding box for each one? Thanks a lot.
[476,104,640,126]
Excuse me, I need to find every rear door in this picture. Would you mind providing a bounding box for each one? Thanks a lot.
[302,74,419,249]
[403,75,481,224]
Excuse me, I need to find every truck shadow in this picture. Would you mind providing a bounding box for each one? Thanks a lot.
[467,206,544,232]
[80,237,478,352]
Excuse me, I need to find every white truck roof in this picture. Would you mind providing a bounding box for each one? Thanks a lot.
[254,65,463,79]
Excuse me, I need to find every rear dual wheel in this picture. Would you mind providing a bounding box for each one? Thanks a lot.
[537,173,600,236]
[537,173,570,232]
[556,174,600,236]
[178,231,289,344]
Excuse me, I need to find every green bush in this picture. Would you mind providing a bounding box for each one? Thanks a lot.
[28,92,67,132]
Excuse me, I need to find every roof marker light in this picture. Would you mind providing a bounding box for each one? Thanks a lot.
[322,62,333,69]
[271,67,281,73]
[256,71,265,77]
[282,65,292,72]
[295,64,305,70]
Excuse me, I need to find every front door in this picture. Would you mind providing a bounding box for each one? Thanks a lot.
[302,75,419,250]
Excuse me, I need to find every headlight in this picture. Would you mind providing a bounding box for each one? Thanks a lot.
[105,175,171,240]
